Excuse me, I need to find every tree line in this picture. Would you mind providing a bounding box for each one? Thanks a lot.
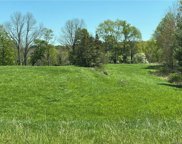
[147,0,182,84]
[0,12,146,67]
[0,1,181,78]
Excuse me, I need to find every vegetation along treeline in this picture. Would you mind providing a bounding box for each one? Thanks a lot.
[0,1,182,82]
[0,14,143,67]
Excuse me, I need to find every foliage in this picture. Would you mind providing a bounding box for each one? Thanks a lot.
[136,40,161,63]
[175,0,182,70]
[0,25,15,65]
[42,28,54,43]
[30,40,47,66]
[70,29,104,67]
[89,34,105,67]
[30,40,58,66]
[1,12,144,67]
[154,12,176,69]
[96,20,141,63]
[56,46,70,65]
[133,53,148,64]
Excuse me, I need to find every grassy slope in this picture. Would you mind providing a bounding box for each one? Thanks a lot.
[0,64,181,143]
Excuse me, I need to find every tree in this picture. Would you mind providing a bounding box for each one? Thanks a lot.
[5,12,41,65]
[96,19,141,63]
[96,20,115,41]
[45,44,57,66]
[56,46,70,65]
[72,28,90,66]
[154,11,176,69]
[5,12,24,65]
[120,21,141,63]
[42,28,54,43]
[104,35,117,63]
[30,40,46,66]
[96,20,118,63]
[30,39,58,66]
[60,19,85,55]
[136,40,161,63]
[175,0,182,71]
[91,34,105,67]
[71,28,104,67]
[121,21,131,63]
[127,26,142,63]
[0,25,15,65]
[23,13,41,65]
[42,28,54,65]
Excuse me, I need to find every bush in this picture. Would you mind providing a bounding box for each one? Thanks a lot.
[133,53,148,64]
[168,73,182,85]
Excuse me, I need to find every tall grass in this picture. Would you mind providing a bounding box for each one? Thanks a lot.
[0,119,181,144]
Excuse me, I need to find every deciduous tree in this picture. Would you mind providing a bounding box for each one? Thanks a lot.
[5,12,41,65]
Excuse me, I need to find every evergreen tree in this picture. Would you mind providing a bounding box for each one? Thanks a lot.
[70,29,104,67]
[30,40,47,66]
[91,34,105,67]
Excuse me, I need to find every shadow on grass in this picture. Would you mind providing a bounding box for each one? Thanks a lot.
[159,83,182,89]
[145,65,173,77]
[145,65,163,70]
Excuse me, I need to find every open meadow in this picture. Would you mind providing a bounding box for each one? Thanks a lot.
[0,64,181,143]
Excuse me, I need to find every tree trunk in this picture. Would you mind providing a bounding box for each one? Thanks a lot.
[123,43,127,63]
[17,46,21,65]
[114,47,118,64]
[130,44,134,64]
[1,41,5,65]
[24,53,27,65]
[130,49,133,64]
[23,47,28,65]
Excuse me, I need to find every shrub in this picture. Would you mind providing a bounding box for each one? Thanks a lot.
[133,53,148,64]
[168,73,182,85]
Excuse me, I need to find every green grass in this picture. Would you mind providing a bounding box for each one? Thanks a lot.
[0,64,181,143]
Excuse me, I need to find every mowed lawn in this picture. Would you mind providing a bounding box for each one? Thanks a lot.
[0,64,181,143]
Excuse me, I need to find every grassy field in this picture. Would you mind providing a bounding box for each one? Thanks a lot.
[0,64,181,143]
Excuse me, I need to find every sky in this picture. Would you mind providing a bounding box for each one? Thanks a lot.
[0,0,177,44]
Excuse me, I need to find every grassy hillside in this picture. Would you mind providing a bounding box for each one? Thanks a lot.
[0,64,181,143]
